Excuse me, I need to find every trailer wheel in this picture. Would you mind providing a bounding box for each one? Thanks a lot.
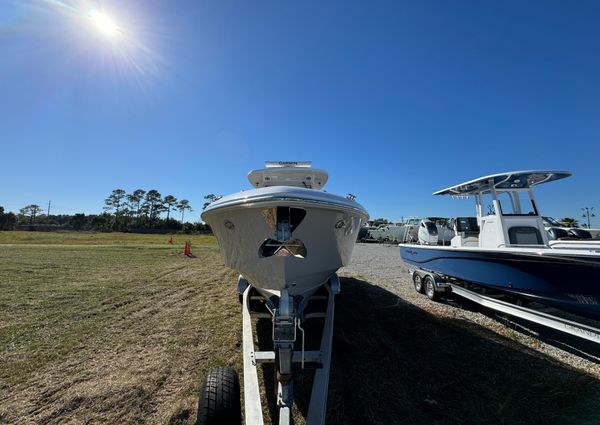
[196,367,241,425]
[413,273,425,294]
[424,275,440,301]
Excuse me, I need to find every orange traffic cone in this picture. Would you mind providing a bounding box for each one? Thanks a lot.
[182,241,196,258]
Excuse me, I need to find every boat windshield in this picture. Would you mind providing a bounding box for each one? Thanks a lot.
[497,191,538,216]
[429,217,449,227]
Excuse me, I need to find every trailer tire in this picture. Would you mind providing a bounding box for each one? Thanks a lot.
[413,273,425,294]
[196,367,241,425]
[424,275,440,301]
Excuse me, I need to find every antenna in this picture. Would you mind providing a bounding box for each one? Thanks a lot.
[47,200,51,216]
[265,161,312,168]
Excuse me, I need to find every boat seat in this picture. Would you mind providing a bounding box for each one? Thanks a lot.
[508,226,543,245]
[461,236,479,247]
[451,217,480,247]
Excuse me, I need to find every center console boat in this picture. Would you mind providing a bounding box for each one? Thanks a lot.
[400,170,600,320]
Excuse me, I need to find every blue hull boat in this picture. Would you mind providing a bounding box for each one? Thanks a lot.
[400,245,600,319]
[399,170,600,320]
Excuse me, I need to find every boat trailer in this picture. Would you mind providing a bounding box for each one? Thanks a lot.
[410,269,600,345]
[197,274,339,425]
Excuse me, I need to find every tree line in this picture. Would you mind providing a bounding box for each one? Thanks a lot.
[102,189,193,226]
[0,189,216,233]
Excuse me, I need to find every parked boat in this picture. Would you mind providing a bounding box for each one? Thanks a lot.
[542,216,600,249]
[400,170,600,319]
[418,217,455,245]
[368,219,417,243]
[203,161,368,296]
[200,161,369,425]
[367,217,454,244]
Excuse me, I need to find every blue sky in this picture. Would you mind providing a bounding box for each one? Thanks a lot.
[1,1,599,225]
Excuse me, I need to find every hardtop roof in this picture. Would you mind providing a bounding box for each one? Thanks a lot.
[433,170,571,196]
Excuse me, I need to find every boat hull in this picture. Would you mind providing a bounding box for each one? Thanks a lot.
[203,187,368,296]
[399,245,600,319]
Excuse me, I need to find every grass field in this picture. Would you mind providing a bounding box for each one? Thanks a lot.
[0,232,239,424]
[1,231,600,424]
[0,231,214,246]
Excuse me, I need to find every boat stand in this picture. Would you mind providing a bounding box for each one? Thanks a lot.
[411,269,600,345]
[242,275,338,425]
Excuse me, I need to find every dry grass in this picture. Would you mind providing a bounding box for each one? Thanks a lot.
[0,231,214,246]
[1,232,599,424]
[0,233,241,424]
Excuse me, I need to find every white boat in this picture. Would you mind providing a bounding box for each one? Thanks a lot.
[202,161,369,296]
[400,170,600,320]
[369,217,453,245]
[367,217,421,243]
[199,161,369,425]
[418,217,455,245]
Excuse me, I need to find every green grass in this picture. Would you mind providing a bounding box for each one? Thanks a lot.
[0,232,237,424]
[0,230,216,246]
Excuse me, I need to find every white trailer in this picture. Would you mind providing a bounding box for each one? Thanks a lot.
[410,269,600,345]
[196,274,339,425]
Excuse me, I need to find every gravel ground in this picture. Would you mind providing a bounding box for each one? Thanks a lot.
[340,243,600,377]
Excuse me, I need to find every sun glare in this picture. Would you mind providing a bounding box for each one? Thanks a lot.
[91,12,119,38]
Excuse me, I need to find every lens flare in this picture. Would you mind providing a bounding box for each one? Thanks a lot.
[90,11,118,38]
[36,0,167,100]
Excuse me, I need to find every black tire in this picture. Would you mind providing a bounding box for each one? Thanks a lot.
[413,273,425,294]
[424,275,440,301]
[196,367,241,425]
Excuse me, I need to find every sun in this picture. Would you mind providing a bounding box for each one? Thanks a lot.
[90,11,119,38]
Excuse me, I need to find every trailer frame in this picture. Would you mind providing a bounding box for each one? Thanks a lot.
[410,269,600,345]
[241,275,338,425]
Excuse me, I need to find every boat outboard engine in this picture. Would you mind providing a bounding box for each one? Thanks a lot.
[547,227,570,240]
[568,228,592,239]
[418,219,438,245]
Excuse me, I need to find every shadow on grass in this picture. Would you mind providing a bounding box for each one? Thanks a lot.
[251,276,600,425]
